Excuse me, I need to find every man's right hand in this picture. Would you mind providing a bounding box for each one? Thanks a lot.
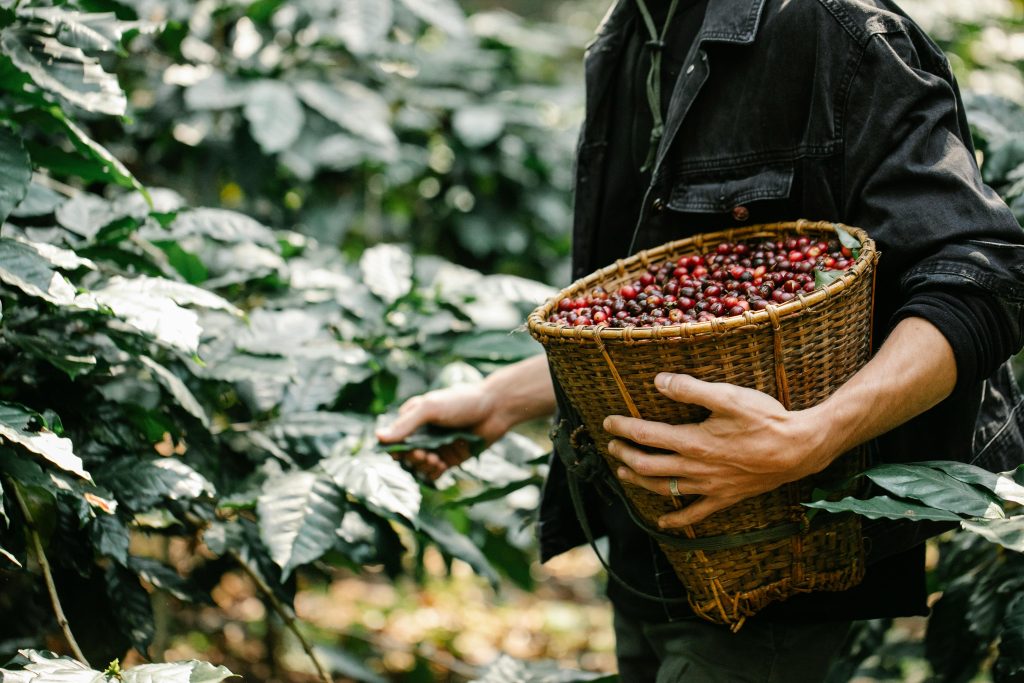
[374,354,558,481]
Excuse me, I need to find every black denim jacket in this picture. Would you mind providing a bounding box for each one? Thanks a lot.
[539,0,1024,570]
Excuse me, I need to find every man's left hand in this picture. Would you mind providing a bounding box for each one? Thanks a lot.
[604,372,837,529]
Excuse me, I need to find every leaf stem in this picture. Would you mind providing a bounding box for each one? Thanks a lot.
[228,549,332,683]
[7,478,90,666]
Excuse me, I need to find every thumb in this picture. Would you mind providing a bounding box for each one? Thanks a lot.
[654,373,734,414]
[376,398,433,443]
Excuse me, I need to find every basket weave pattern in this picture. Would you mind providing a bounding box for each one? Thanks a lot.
[529,221,878,626]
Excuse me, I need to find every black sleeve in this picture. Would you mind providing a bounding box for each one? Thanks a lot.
[841,28,1024,385]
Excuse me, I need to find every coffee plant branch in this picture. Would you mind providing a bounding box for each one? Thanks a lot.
[6,476,90,667]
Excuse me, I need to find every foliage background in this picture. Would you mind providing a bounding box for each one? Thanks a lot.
[0,0,1022,681]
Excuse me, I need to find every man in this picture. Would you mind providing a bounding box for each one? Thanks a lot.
[377,0,1024,679]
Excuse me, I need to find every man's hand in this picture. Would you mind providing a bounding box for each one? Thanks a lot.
[605,373,832,529]
[375,354,557,481]
[376,384,509,481]
[606,316,958,529]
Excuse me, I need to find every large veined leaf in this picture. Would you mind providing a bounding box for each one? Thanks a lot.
[0,126,31,223]
[163,208,278,247]
[0,651,237,682]
[0,237,81,306]
[184,72,251,111]
[55,192,123,239]
[330,0,393,56]
[138,356,210,428]
[106,563,155,656]
[89,511,130,565]
[398,0,468,37]
[416,514,499,590]
[359,243,412,305]
[804,495,963,522]
[91,275,241,352]
[0,9,128,115]
[865,463,1005,519]
[257,470,347,580]
[295,80,398,154]
[915,460,1024,505]
[11,181,63,218]
[451,330,541,362]
[322,451,422,522]
[12,236,95,272]
[473,655,617,683]
[995,592,1024,682]
[96,457,216,512]
[961,517,1024,552]
[260,412,371,463]
[0,402,91,481]
[243,80,305,154]
[60,117,147,197]
[129,556,210,604]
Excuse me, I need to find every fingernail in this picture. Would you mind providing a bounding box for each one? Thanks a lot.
[657,518,668,529]
[603,417,612,430]
[616,467,626,478]
[655,373,669,389]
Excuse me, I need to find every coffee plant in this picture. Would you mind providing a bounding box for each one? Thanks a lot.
[0,1,612,680]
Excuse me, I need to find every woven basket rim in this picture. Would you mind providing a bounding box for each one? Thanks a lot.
[527,219,878,341]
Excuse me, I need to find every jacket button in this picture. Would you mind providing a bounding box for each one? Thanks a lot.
[732,205,750,221]
[652,197,666,212]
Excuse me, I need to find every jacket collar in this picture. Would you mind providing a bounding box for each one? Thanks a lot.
[590,0,768,49]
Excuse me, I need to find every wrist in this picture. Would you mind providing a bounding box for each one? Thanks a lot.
[788,403,846,476]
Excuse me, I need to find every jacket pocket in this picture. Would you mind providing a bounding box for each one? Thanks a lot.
[668,164,794,213]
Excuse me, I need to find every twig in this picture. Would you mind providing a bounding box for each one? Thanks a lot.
[7,478,90,666]
[228,549,333,683]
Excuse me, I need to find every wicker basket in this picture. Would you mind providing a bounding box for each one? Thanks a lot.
[528,220,879,628]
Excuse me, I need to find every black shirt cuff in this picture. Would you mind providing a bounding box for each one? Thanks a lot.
[893,291,1017,394]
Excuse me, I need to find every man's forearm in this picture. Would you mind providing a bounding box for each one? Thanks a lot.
[809,316,957,460]
[483,353,556,431]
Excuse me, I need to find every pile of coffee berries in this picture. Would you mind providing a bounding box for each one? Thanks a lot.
[547,236,854,328]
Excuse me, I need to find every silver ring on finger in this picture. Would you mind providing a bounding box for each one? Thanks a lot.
[669,476,681,497]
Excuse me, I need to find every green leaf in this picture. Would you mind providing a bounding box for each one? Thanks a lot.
[313,645,388,683]
[834,224,861,259]
[295,80,398,153]
[257,471,347,580]
[813,268,844,288]
[864,463,1005,518]
[359,243,413,305]
[0,402,91,481]
[803,495,963,522]
[129,556,210,604]
[185,72,251,111]
[89,511,129,565]
[961,516,1024,552]
[995,592,1024,682]
[155,241,209,284]
[96,457,215,512]
[138,356,210,428]
[416,513,500,590]
[452,105,505,148]
[322,451,422,522]
[243,80,304,154]
[0,651,237,682]
[0,11,126,115]
[11,181,63,218]
[398,0,467,37]
[473,655,618,683]
[5,331,97,379]
[164,208,278,247]
[59,117,148,197]
[915,460,1024,505]
[329,0,393,56]
[380,426,485,457]
[105,563,155,657]
[442,477,541,509]
[0,125,31,223]
[451,330,541,362]
[0,237,81,306]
